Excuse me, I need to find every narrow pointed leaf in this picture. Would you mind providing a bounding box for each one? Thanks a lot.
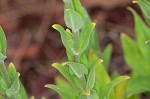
[136,0,150,25]
[127,76,150,97]
[129,7,150,60]
[0,26,7,56]
[45,84,76,99]
[86,59,103,90]
[52,63,78,90]
[121,33,150,76]
[102,44,112,69]
[72,0,90,24]
[79,23,95,56]
[52,24,74,56]
[100,76,130,99]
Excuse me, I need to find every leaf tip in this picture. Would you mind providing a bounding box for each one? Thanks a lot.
[8,62,16,70]
[52,63,58,67]
[84,90,91,96]
[17,72,20,77]
[66,28,72,35]
[52,24,57,29]
[62,62,67,66]
[98,59,103,64]
[132,0,137,3]
[92,23,96,29]
[120,33,126,38]
[125,76,130,80]
[9,62,14,67]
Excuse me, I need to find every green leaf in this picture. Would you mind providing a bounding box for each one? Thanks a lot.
[0,76,5,94]
[64,62,88,78]
[121,33,150,76]
[129,7,150,60]
[79,90,99,99]
[115,78,129,99]
[72,0,91,24]
[0,26,7,56]
[86,69,95,90]
[6,73,20,97]
[80,52,88,66]
[100,76,130,99]
[79,23,95,56]
[52,63,78,90]
[0,77,7,90]
[136,0,150,25]
[0,53,6,61]
[126,76,150,97]
[8,63,17,78]
[7,63,27,99]
[45,84,76,99]
[15,82,28,99]
[63,0,74,10]
[64,9,84,33]
[86,59,103,90]
[102,44,112,69]
[88,50,110,94]
[55,76,71,89]
[52,24,74,57]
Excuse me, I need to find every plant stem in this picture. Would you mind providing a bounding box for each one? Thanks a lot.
[0,61,11,88]
[73,31,80,62]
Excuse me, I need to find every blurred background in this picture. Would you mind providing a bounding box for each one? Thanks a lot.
[0,0,142,98]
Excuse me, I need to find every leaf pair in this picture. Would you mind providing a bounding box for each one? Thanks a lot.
[53,23,95,59]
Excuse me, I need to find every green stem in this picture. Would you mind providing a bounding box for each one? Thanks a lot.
[73,31,80,62]
[0,61,11,88]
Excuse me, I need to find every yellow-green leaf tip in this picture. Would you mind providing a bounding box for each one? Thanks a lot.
[132,0,137,3]
[17,72,20,77]
[125,76,130,80]
[62,62,67,66]
[52,24,57,29]
[9,62,15,68]
[92,23,96,29]
[98,59,103,64]
[66,28,72,35]
[30,96,35,99]
[52,63,58,67]
[84,90,90,96]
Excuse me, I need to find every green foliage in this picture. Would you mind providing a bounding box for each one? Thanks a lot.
[90,50,130,99]
[121,5,150,98]
[64,9,84,33]
[134,0,150,25]
[46,0,130,99]
[0,27,27,99]
[64,0,112,69]
[0,27,7,56]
